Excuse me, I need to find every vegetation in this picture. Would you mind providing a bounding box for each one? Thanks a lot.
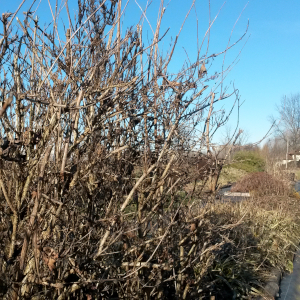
[230,151,265,173]
[192,194,300,299]
[218,166,247,187]
[217,150,265,186]
[270,93,300,151]
[0,0,250,299]
[231,171,291,196]
[0,1,298,299]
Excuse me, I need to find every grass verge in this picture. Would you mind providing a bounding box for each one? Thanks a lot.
[190,194,300,299]
[218,151,266,187]
[218,166,248,187]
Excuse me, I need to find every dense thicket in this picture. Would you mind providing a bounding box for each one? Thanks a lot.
[0,1,246,298]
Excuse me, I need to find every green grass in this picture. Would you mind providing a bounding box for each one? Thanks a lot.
[229,151,265,173]
[217,151,266,187]
[218,167,247,186]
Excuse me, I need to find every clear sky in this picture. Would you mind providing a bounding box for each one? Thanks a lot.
[150,0,300,145]
[2,0,300,145]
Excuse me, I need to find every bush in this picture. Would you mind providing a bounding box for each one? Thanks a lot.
[231,172,290,196]
[230,151,265,173]
[0,1,247,299]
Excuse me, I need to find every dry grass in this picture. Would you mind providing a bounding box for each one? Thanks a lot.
[286,169,300,180]
[295,170,300,180]
[182,166,247,194]
[218,166,248,187]
[231,172,291,196]
[189,194,300,298]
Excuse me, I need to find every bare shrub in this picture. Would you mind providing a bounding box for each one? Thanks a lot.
[0,1,247,299]
[231,172,290,196]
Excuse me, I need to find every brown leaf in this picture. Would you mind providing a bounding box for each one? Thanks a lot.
[42,247,58,271]
[31,191,38,198]
[199,63,207,77]
[47,258,56,271]
[190,223,197,232]
[50,282,64,289]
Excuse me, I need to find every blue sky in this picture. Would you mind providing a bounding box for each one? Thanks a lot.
[153,0,300,144]
[2,0,300,145]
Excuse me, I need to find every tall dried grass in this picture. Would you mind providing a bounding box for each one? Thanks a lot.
[188,194,300,298]
[231,172,291,196]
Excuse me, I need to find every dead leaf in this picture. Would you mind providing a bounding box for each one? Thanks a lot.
[42,247,58,271]
[50,282,64,289]
[199,63,207,77]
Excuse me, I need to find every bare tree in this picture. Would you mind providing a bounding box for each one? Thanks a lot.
[271,93,300,151]
[221,124,249,147]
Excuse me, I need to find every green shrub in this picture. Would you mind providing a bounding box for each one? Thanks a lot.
[230,151,265,173]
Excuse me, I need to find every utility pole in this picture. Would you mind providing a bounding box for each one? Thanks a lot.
[286,137,289,170]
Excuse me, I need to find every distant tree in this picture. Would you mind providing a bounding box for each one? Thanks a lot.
[260,137,293,173]
[216,125,250,162]
[221,124,249,146]
[271,93,300,151]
